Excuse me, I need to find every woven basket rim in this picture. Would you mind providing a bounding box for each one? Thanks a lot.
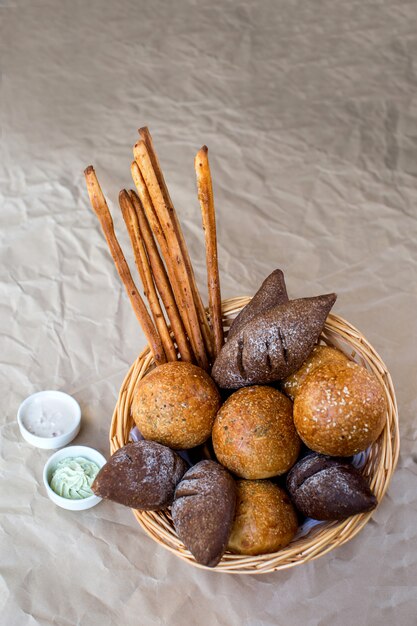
[109,297,400,574]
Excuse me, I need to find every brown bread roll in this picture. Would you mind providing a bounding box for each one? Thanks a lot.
[171,460,237,567]
[294,361,387,456]
[282,345,349,400]
[228,269,289,340]
[212,386,300,479]
[228,480,298,555]
[212,293,337,389]
[132,362,221,449]
[286,453,377,520]
[91,441,188,510]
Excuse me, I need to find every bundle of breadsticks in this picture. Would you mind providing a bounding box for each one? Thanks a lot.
[84,127,224,370]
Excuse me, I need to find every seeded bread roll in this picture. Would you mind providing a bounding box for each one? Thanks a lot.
[212,293,337,389]
[286,453,377,520]
[172,460,237,567]
[228,480,298,555]
[92,441,188,510]
[228,269,289,340]
[212,386,300,479]
[294,361,387,456]
[132,362,221,449]
[282,345,349,400]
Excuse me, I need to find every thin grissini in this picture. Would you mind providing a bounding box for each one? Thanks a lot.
[84,166,166,365]
[119,190,177,362]
[128,189,193,363]
[139,127,214,360]
[130,161,196,363]
[133,141,209,370]
[195,146,224,358]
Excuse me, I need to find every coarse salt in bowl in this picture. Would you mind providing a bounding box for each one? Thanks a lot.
[17,390,81,449]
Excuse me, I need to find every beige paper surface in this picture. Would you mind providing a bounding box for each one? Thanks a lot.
[1,0,416,624]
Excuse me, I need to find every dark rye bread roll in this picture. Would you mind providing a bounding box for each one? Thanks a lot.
[92,441,188,510]
[286,453,377,520]
[228,269,289,340]
[212,293,337,389]
[171,460,237,567]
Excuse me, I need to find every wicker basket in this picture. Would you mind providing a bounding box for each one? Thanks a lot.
[110,297,400,574]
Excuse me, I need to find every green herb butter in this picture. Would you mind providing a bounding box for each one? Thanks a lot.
[50,457,100,500]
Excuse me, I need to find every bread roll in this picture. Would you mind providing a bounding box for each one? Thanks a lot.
[294,361,387,456]
[286,453,377,520]
[212,293,337,389]
[172,460,236,567]
[132,362,221,449]
[282,345,349,400]
[212,386,301,479]
[228,480,298,555]
[91,441,188,510]
[227,269,288,340]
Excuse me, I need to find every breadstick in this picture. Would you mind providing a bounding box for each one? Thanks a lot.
[139,127,214,360]
[128,190,194,363]
[84,166,166,365]
[119,190,178,362]
[195,146,224,357]
[131,161,195,352]
[132,144,209,370]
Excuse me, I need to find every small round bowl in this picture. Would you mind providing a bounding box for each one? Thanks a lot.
[43,445,107,511]
[17,390,81,449]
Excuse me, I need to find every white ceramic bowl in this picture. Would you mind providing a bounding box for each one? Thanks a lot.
[17,390,81,449]
[43,445,107,511]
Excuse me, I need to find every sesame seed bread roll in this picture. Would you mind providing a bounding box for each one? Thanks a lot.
[293,361,387,456]
[282,345,349,401]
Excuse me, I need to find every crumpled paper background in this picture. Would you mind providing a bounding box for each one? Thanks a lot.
[1,0,416,624]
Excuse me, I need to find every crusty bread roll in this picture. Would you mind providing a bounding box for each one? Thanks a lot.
[132,362,221,449]
[282,345,349,400]
[294,361,387,456]
[227,480,298,555]
[212,386,301,479]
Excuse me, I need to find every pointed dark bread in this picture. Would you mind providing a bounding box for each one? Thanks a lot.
[171,460,237,567]
[212,293,337,388]
[91,441,188,510]
[228,269,289,340]
[286,453,377,520]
